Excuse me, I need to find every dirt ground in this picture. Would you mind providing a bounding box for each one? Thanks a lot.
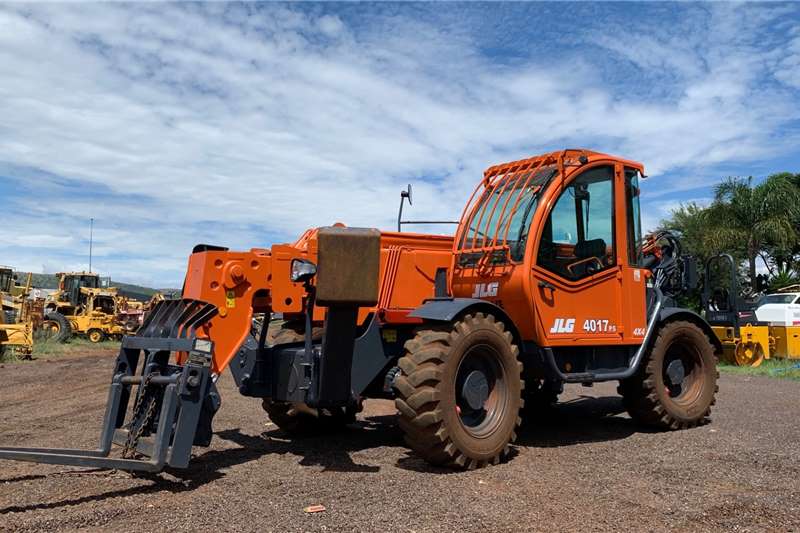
[1,351,799,533]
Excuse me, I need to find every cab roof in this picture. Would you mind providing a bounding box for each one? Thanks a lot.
[484,148,644,180]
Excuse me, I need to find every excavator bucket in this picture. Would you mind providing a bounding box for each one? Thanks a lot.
[0,299,218,472]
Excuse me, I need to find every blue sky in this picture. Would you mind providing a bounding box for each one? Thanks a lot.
[1,2,799,287]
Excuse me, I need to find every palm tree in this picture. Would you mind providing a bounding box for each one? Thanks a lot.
[705,175,800,290]
[660,202,717,265]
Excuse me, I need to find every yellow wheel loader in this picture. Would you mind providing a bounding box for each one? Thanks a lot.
[0,267,34,358]
[43,272,127,343]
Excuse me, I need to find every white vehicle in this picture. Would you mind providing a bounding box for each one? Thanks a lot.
[755,292,800,325]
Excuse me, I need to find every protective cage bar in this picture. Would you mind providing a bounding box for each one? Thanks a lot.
[0,299,219,472]
[455,152,561,262]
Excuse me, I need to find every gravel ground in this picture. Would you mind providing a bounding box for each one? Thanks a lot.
[1,351,799,532]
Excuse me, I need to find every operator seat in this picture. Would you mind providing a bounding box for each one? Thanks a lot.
[570,238,607,278]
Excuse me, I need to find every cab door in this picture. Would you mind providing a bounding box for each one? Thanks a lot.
[530,163,645,346]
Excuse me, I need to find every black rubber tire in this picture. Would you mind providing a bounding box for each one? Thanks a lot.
[394,313,524,469]
[618,320,718,430]
[260,321,354,435]
[43,312,72,343]
[87,329,105,343]
[262,401,357,436]
[267,320,324,346]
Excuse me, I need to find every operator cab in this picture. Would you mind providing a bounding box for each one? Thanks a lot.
[451,150,649,349]
[59,272,101,306]
[91,294,116,315]
[703,254,762,328]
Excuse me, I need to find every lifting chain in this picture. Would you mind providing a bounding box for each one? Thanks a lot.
[121,373,158,459]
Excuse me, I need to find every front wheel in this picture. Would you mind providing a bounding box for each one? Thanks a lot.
[262,401,357,435]
[394,313,524,469]
[619,320,718,430]
[87,329,105,343]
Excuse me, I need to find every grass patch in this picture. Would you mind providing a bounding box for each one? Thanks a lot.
[719,358,800,381]
[1,337,119,363]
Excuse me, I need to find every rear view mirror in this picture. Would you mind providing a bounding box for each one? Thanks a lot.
[681,255,698,291]
[574,184,590,201]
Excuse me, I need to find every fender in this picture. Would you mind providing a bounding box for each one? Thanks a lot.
[408,298,523,346]
[659,307,723,354]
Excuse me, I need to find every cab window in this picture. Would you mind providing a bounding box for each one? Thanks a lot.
[625,168,643,265]
[458,166,556,265]
[537,166,615,280]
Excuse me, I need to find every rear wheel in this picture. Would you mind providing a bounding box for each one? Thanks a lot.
[394,313,524,469]
[619,320,718,429]
[43,312,72,343]
[87,329,105,343]
[260,321,355,435]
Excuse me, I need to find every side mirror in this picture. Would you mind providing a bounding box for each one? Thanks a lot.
[401,184,413,206]
[574,184,590,201]
[397,184,413,232]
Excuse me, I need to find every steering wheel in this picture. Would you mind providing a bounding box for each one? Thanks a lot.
[566,256,604,276]
[709,288,730,311]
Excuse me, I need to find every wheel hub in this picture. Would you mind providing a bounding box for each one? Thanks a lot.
[665,359,685,386]
[461,370,489,410]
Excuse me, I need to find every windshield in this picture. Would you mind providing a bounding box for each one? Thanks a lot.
[0,270,11,293]
[760,294,799,305]
[459,165,556,263]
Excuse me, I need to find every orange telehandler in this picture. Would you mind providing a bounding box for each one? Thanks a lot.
[0,149,720,472]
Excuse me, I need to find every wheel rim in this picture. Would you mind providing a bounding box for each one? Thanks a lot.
[90,331,101,342]
[662,336,705,407]
[734,342,764,367]
[455,343,508,438]
[42,321,60,338]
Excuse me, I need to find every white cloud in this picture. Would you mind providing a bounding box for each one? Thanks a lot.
[0,3,798,286]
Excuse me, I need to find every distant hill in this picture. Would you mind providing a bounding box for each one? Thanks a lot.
[15,272,173,302]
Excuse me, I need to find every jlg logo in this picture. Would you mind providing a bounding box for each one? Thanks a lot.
[472,282,499,298]
[549,318,575,334]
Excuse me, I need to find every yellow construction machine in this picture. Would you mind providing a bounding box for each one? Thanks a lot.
[43,272,127,343]
[703,254,774,366]
[0,267,34,358]
[702,255,800,366]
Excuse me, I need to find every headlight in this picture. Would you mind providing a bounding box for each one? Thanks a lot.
[290,259,317,283]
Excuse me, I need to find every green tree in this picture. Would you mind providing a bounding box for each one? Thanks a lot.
[762,172,800,274]
[660,202,716,265]
[704,175,800,290]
